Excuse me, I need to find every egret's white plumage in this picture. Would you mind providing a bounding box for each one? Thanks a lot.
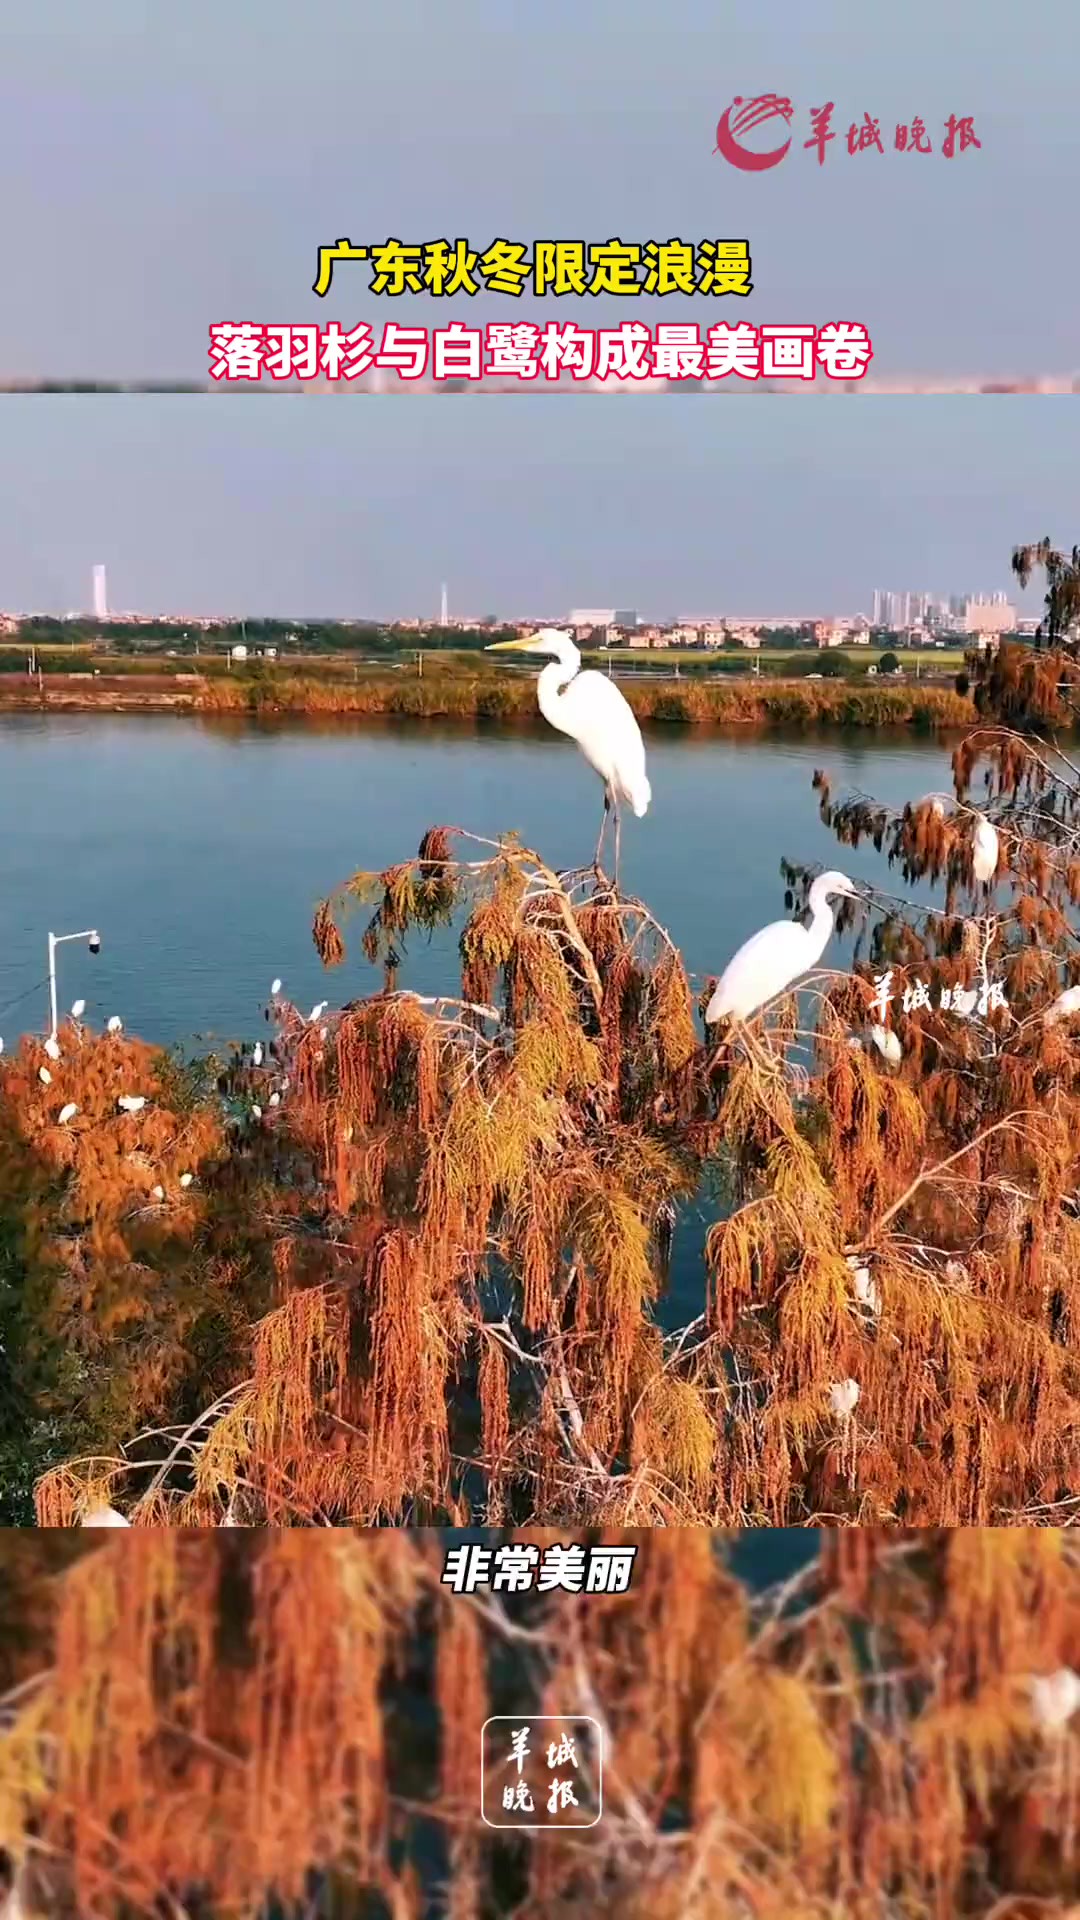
[44,1037,61,1061]
[117,1095,146,1113]
[486,628,650,880]
[70,998,86,1018]
[1046,984,1080,1025]
[1029,1668,1080,1733]
[252,1042,263,1066]
[179,1172,194,1187]
[271,977,282,995]
[269,1091,281,1107]
[152,1184,165,1200]
[57,1103,78,1125]
[38,1066,51,1085]
[309,1001,327,1022]
[829,1379,860,1417]
[706,871,859,1025]
[81,1502,130,1528]
[868,1023,903,1066]
[252,1103,262,1120]
[972,813,999,885]
[107,1015,122,1034]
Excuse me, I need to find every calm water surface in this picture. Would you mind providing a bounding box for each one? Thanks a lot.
[2,713,952,1329]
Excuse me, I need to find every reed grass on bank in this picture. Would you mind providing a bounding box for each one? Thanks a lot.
[194,669,976,729]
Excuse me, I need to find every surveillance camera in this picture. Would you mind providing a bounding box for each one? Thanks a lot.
[88,934,101,955]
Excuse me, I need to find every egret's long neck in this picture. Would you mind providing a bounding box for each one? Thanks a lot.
[536,646,580,731]
[805,883,835,950]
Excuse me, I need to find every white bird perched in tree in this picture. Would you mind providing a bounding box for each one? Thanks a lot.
[972,813,999,885]
[269,1091,281,1107]
[309,1001,327,1023]
[107,1015,122,1034]
[251,1103,262,1120]
[829,1378,860,1418]
[57,1103,78,1125]
[38,1066,51,1085]
[1029,1668,1080,1733]
[152,1184,165,1200]
[81,1502,130,1528]
[868,1023,902,1066]
[485,627,651,883]
[70,998,86,1018]
[252,1042,263,1066]
[846,1257,882,1317]
[117,1094,146,1113]
[179,1172,194,1187]
[706,872,861,1025]
[44,1037,60,1061]
[1046,984,1080,1025]
[271,977,282,995]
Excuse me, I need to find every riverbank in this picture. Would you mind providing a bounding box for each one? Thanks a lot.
[0,669,975,729]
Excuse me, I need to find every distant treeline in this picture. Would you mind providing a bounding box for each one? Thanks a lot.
[11,617,515,655]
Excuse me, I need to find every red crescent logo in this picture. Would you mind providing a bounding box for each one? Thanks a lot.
[714,94,793,171]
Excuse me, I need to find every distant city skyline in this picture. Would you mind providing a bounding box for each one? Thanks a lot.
[0,397,1070,620]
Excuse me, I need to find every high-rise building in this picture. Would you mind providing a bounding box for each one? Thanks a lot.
[92,565,108,620]
[440,582,448,626]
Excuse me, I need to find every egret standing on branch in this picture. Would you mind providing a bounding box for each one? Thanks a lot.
[972,812,1000,887]
[706,871,861,1025]
[485,628,651,883]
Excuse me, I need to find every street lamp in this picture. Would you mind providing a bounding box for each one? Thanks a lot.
[47,928,100,1040]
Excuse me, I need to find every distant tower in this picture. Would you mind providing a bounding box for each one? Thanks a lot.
[92,565,108,620]
[440,582,448,627]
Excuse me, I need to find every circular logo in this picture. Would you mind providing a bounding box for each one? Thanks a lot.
[714,94,794,171]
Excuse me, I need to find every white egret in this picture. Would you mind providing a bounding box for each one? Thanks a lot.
[179,1172,194,1187]
[0,1039,4,1055]
[1046,984,1080,1025]
[972,813,999,885]
[486,627,651,882]
[271,977,282,995]
[829,1379,860,1418]
[846,1258,882,1317]
[868,1024,903,1066]
[57,1103,78,1125]
[117,1095,146,1113]
[252,1042,264,1066]
[81,1502,130,1528]
[151,1184,165,1200]
[107,1015,123,1034]
[309,1001,327,1023]
[70,998,86,1018]
[706,872,860,1025]
[252,1103,262,1120]
[269,1091,281,1107]
[38,1067,52,1085]
[1030,1668,1080,1733]
[44,1037,61,1061]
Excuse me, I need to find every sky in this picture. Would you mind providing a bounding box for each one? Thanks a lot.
[1,0,1077,380]
[0,397,1071,619]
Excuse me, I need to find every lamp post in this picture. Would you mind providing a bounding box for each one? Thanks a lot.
[47,928,100,1040]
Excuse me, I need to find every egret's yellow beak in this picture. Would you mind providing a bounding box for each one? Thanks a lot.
[485,636,533,653]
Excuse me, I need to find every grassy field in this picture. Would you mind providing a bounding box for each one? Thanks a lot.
[593,644,969,672]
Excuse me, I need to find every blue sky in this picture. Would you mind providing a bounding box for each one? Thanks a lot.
[1,0,1076,379]
[0,397,1070,618]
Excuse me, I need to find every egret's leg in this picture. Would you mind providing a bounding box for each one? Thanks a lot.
[594,792,611,874]
[613,806,622,890]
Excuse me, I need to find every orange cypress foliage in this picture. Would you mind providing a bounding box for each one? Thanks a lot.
[7,1530,1080,1919]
